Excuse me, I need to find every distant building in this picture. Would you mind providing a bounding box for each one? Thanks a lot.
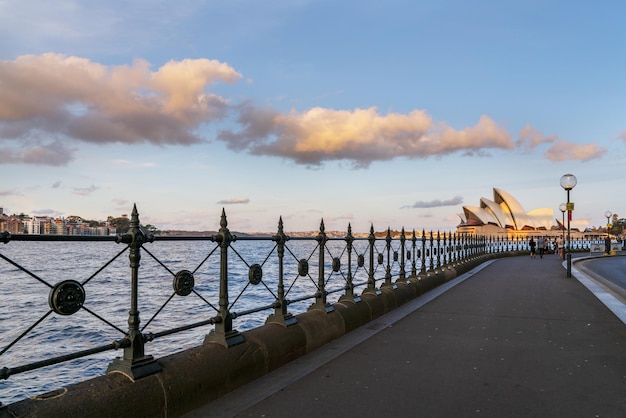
[24,216,54,234]
[456,188,586,239]
[0,215,25,234]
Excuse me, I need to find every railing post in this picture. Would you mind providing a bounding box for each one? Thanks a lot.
[340,224,361,304]
[420,229,427,277]
[399,227,407,281]
[364,224,381,295]
[411,229,417,277]
[107,204,161,380]
[310,220,333,312]
[205,209,244,347]
[267,217,297,326]
[428,231,435,272]
[435,231,441,269]
[382,228,395,288]
[442,232,448,267]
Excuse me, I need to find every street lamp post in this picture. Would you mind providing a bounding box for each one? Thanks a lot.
[605,210,612,254]
[559,203,566,239]
[559,203,566,258]
[560,174,577,277]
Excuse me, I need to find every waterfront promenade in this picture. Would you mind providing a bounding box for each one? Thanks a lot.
[186,253,626,418]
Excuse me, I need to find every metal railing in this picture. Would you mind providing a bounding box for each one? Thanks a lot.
[1,205,586,393]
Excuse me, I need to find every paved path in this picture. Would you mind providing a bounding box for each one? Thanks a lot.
[187,253,626,418]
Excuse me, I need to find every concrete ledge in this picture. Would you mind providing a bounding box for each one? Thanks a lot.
[295,308,345,352]
[333,299,372,333]
[5,252,523,418]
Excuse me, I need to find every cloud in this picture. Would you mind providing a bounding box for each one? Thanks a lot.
[0,140,75,165]
[111,159,157,168]
[0,188,20,196]
[2,53,600,168]
[517,124,557,149]
[544,140,606,162]
[620,131,626,141]
[0,54,242,162]
[404,195,464,209]
[73,185,99,196]
[219,106,514,167]
[52,181,62,188]
[217,197,250,205]
[112,198,129,206]
[32,208,63,217]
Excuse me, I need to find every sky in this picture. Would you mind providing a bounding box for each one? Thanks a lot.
[1,0,625,233]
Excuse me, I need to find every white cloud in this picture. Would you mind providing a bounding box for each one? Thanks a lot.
[544,140,605,162]
[517,124,557,149]
[217,197,250,205]
[219,106,514,167]
[404,196,464,209]
[0,54,242,151]
[73,185,99,196]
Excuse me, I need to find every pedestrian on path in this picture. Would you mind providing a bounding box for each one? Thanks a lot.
[529,237,536,258]
[537,236,545,258]
[557,236,564,259]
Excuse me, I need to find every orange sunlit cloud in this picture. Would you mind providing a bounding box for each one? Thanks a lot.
[544,140,606,162]
[0,53,607,167]
[220,106,515,167]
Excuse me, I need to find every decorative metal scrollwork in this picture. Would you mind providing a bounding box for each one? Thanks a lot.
[298,259,309,276]
[357,254,365,267]
[393,251,398,261]
[249,264,263,285]
[377,254,384,265]
[173,270,194,296]
[406,251,411,260]
[48,280,85,315]
[332,257,341,272]
[417,249,421,258]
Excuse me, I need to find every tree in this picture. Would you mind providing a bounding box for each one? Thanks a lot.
[611,215,625,236]
[143,224,160,235]
[107,215,130,233]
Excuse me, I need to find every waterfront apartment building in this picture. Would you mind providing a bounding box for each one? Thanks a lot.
[0,208,111,236]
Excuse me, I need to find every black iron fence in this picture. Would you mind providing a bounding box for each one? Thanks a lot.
[0,205,599,398]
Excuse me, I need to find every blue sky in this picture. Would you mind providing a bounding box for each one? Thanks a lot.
[1,0,625,233]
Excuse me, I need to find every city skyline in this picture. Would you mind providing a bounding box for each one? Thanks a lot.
[1,1,625,233]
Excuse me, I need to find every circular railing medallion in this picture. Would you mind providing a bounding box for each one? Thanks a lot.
[48,280,85,315]
[249,264,263,285]
[298,259,309,276]
[173,270,194,296]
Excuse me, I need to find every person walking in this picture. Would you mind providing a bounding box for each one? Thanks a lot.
[537,236,545,258]
[556,236,564,259]
[529,237,536,259]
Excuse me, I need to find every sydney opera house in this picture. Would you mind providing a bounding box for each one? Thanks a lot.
[456,188,576,238]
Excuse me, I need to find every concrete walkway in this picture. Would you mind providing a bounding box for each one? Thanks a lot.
[186,253,626,418]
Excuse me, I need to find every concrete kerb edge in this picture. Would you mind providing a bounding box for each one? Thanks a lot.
[570,255,626,326]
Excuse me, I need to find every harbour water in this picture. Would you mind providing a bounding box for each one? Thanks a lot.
[0,237,402,404]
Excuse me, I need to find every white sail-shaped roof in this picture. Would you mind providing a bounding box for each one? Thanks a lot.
[480,197,514,228]
[493,188,534,229]
[459,188,554,231]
